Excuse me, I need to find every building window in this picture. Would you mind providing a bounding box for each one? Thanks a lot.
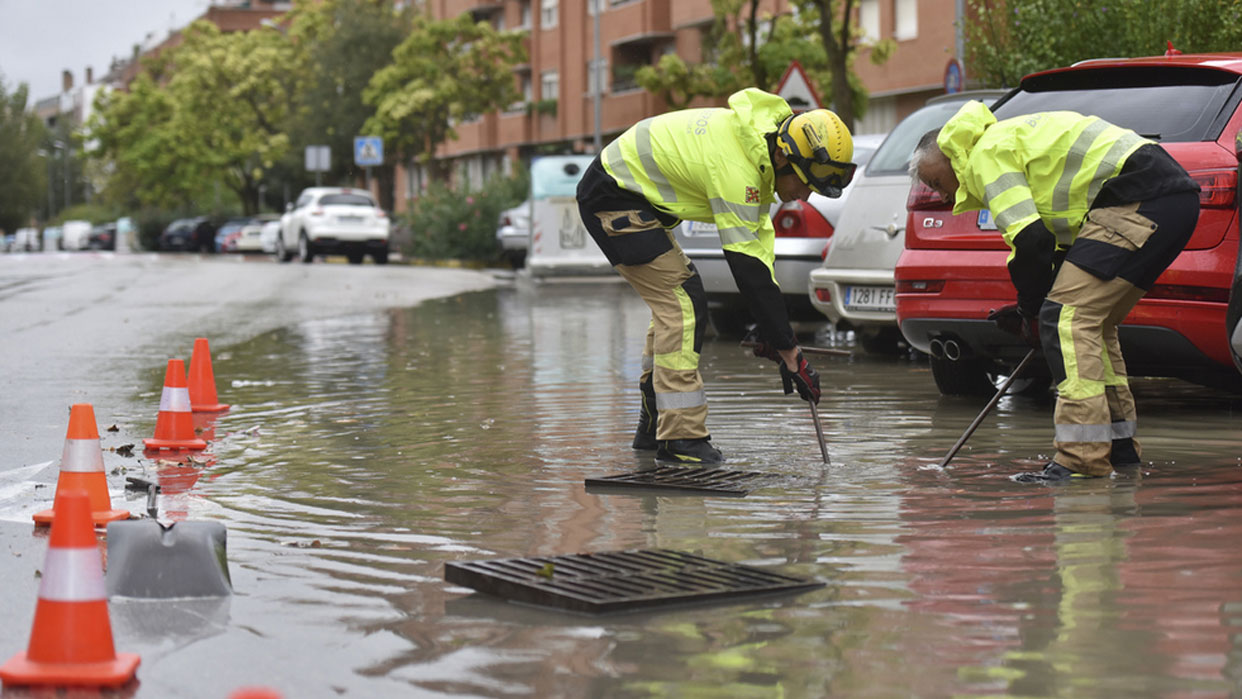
[894,0,917,40]
[519,1,531,29]
[587,58,609,96]
[541,0,558,29]
[859,0,880,43]
[541,70,559,101]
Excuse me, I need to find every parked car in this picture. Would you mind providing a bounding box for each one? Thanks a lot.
[214,218,252,253]
[809,91,1007,354]
[234,214,278,253]
[671,132,886,337]
[897,52,1242,395]
[60,220,92,251]
[496,200,530,268]
[13,227,40,251]
[259,218,282,254]
[276,187,389,264]
[1,233,13,252]
[1232,260,1242,374]
[159,217,208,251]
[87,223,116,250]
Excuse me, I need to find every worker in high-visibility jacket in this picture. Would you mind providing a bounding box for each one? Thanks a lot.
[910,100,1200,482]
[576,88,855,464]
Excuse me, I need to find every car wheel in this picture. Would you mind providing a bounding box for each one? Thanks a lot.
[504,250,526,269]
[929,356,996,396]
[708,307,753,339]
[857,327,905,355]
[346,251,365,264]
[298,233,314,264]
[371,250,389,265]
[275,235,293,263]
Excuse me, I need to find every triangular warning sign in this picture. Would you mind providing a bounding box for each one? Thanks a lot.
[775,61,823,114]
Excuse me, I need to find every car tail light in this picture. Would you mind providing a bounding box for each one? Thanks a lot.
[376,209,387,219]
[1145,283,1229,303]
[1189,169,1236,208]
[773,201,832,239]
[896,280,946,293]
[906,181,951,211]
[311,208,324,216]
[814,288,831,302]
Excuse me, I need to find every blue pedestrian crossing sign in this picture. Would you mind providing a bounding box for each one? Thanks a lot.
[354,136,383,166]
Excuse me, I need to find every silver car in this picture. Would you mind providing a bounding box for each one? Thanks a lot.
[808,90,1008,353]
[672,133,885,337]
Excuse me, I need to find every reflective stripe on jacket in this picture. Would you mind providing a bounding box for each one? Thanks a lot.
[938,101,1150,262]
[601,88,791,274]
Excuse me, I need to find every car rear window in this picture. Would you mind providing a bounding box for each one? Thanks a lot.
[994,66,1242,143]
[866,99,984,176]
[320,194,375,207]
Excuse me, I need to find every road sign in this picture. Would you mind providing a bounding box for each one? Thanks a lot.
[944,58,964,94]
[305,145,330,172]
[775,60,823,114]
[354,136,383,166]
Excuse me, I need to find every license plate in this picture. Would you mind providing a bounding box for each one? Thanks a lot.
[686,221,718,237]
[338,215,364,223]
[977,209,997,230]
[844,285,896,312]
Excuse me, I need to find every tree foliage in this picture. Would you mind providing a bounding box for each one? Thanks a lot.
[363,14,526,181]
[635,0,892,129]
[966,0,1242,87]
[0,79,48,233]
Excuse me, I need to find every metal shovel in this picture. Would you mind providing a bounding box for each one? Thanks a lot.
[106,481,233,599]
[936,349,1038,469]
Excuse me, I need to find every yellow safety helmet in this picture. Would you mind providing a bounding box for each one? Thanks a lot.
[775,109,856,197]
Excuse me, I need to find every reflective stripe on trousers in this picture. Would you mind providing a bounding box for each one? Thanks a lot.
[617,247,709,440]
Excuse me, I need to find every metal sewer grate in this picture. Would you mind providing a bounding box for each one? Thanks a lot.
[584,465,771,496]
[444,548,823,614]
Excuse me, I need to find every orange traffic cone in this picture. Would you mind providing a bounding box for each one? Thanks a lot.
[143,359,207,452]
[1,490,141,688]
[32,404,131,527]
[188,337,230,413]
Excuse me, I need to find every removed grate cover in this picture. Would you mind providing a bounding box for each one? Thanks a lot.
[584,465,771,496]
[444,549,822,614]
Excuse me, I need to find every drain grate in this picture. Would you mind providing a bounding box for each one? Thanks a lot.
[444,548,822,614]
[585,465,771,496]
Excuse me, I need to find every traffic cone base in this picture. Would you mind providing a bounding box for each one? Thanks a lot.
[33,404,132,527]
[145,359,208,451]
[0,652,140,688]
[189,338,230,413]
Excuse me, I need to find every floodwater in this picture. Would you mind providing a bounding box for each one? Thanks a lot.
[24,279,1242,696]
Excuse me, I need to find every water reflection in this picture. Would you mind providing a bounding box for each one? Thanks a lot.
[110,279,1242,696]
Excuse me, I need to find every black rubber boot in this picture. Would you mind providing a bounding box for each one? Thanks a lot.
[656,437,724,465]
[632,375,658,450]
[1110,437,1141,469]
[1012,462,1097,483]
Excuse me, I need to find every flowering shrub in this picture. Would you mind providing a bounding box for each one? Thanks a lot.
[399,172,527,262]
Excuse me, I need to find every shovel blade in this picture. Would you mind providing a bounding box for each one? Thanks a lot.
[106,520,232,599]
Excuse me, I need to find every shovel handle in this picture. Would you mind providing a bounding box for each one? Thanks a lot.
[809,400,830,464]
[937,349,1038,469]
[739,341,851,358]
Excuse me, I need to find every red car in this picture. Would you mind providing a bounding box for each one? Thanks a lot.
[897,52,1242,395]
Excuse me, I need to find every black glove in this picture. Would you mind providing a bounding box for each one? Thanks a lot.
[780,351,821,404]
[987,304,1040,349]
[743,326,784,365]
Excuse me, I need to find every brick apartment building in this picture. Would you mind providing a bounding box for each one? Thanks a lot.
[411,0,971,207]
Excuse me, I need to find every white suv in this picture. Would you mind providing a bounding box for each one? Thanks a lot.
[277,187,390,264]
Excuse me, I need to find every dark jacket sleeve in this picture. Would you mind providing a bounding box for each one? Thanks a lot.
[1007,220,1059,316]
[723,249,796,350]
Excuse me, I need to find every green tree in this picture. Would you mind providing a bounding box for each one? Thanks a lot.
[0,79,48,233]
[966,0,1242,87]
[89,21,297,215]
[363,13,526,188]
[286,0,411,211]
[635,0,892,131]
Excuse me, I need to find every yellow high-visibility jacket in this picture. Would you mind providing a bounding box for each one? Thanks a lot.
[601,88,791,276]
[938,100,1150,259]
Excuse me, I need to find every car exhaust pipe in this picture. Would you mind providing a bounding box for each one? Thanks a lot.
[943,339,963,361]
[928,338,945,360]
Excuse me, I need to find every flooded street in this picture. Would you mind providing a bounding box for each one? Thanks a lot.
[4,269,1242,697]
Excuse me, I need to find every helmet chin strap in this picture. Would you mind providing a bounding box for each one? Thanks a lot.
[775,163,797,178]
